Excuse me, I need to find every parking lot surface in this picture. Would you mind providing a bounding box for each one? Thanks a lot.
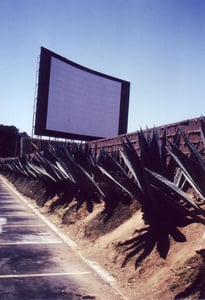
[0,176,126,300]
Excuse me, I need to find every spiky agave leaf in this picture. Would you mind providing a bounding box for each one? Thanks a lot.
[97,164,136,199]
[149,127,162,173]
[121,137,162,218]
[97,148,139,200]
[137,128,151,168]
[23,159,38,179]
[11,157,29,177]
[77,164,105,198]
[137,127,168,176]
[121,138,144,193]
[200,117,205,148]
[35,151,73,183]
[53,144,104,212]
[55,161,76,183]
[97,148,129,177]
[44,147,77,185]
[180,129,205,172]
[160,128,168,174]
[71,163,104,212]
[165,128,181,181]
[26,160,57,182]
[168,138,205,200]
[173,168,187,190]
[146,168,204,216]
[34,153,60,181]
[53,145,80,182]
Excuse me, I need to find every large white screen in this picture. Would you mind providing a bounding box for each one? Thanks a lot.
[46,57,122,138]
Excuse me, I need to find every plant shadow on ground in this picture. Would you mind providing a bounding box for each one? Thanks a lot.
[84,198,138,241]
[117,215,200,269]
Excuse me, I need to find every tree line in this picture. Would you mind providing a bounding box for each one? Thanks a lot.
[0,124,28,157]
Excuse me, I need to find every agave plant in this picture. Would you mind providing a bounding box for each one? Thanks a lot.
[167,120,205,201]
[0,144,105,212]
[96,149,135,222]
[117,128,205,268]
[46,144,105,213]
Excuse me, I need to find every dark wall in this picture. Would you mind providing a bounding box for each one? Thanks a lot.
[88,117,202,154]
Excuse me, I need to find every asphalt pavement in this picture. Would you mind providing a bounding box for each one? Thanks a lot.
[0,176,127,300]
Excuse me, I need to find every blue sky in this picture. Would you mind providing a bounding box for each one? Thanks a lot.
[0,0,205,136]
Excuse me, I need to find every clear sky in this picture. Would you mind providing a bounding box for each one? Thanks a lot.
[0,0,205,136]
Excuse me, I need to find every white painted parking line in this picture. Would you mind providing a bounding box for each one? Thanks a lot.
[1,178,78,249]
[0,217,7,233]
[0,241,63,245]
[2,224,46,227]
[1,176,128,300]
[0,214,35,217]
[0,272,91,279]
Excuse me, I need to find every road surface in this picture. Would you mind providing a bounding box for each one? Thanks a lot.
[0,176,127,300]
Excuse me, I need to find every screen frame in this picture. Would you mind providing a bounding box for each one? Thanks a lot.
[34,47,130,141]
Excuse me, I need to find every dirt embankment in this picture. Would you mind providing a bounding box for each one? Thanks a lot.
[36,195,205,300]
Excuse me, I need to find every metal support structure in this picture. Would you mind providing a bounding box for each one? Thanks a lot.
[31,55,40,139]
